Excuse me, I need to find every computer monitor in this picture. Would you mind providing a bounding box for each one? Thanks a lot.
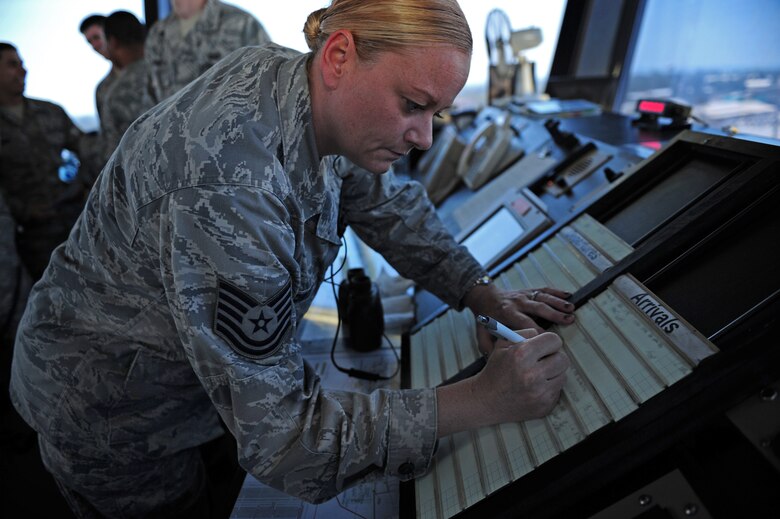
[545,0,646,110]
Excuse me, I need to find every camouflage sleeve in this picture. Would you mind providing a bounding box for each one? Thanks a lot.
[100,65,156,164]
[95,71,116,121]
[161,182,437,502]
[100,92,123,163]
[144,24,165,103]
[336,158,487,309]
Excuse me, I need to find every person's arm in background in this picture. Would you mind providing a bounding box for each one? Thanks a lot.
[48,102,93,202]
[98,63,157,166]
[143,20,166,104]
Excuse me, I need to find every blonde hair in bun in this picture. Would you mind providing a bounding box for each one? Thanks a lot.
[303,0,472,60]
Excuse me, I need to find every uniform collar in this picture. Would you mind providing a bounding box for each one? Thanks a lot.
[275,52,341,245]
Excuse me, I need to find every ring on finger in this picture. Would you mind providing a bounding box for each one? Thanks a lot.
[531,290,540,301]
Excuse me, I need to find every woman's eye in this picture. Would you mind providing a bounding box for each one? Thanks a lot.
[406,99,443,118]
[406,99,424,113]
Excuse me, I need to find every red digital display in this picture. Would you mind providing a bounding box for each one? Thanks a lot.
[638,100,667,114]
[642,140,663,151]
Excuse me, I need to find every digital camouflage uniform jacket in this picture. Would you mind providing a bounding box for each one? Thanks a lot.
[146,0,271,103]
[99,58,156,163]
[0,98,89,279]
[10,45,486,503]
[95,66,120,124]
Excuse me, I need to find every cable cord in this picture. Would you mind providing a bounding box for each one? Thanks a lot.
[325,238,400,381]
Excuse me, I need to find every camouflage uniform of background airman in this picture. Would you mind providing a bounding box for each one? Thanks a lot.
[10,44,487,516]
[145,0,271,103]
[99,58,155,163]
[95,66,120,124]
[0,98,91,279]
[1,191,32,449]
[1,190,31,382]
[0,193,28,342]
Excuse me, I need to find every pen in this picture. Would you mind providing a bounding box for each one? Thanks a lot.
[476,315,526,343]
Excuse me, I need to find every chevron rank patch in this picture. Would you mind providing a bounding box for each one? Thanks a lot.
[214,277,293,359]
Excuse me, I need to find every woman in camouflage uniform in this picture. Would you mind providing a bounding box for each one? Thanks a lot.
[11,1,572,516]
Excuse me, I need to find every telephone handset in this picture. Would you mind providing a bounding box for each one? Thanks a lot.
[419,124,467,205]
[457,114,513,190]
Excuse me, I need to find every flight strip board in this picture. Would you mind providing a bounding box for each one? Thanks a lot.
[409,214,718,519]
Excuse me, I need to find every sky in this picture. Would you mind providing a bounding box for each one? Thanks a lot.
[630,0,780,73]
[0,0,565,130]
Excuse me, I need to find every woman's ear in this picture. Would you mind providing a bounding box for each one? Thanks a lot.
[320,29,356,89]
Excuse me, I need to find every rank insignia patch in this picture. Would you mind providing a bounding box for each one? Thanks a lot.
[214,277,293,359]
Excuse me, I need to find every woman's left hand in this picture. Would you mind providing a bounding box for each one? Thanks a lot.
[467,284,576,356]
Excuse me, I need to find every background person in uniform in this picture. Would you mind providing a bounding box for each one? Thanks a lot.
[10,1,573,517]
[0,42,91,280]
[145,0,271,103]
[79,14,121,125]
[0,192,72,518]
[99,10,155,164]
[0,191,31,413]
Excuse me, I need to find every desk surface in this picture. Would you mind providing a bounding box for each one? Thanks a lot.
[557,110,680,147]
